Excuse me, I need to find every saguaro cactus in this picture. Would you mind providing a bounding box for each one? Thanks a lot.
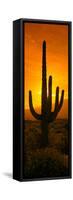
[29,41,64,146]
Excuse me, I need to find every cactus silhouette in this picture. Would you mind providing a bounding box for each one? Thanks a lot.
[29,41,64,146]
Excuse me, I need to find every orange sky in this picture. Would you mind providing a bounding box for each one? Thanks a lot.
[24,22,68,119]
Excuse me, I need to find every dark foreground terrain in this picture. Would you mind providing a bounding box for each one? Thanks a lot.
[24,119,69,179]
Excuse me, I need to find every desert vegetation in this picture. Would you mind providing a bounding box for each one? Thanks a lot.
[24,119,69,178]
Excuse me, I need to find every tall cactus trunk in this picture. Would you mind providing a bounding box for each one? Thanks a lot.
[41,120,49,146]
[41,41,48,146]
[41,41,47,114]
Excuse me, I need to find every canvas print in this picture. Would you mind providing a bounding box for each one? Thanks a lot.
[23,22,70,179]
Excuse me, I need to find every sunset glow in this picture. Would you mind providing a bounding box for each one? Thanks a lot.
[24,23,68,119]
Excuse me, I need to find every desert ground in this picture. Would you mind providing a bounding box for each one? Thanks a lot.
[24,119,69,179]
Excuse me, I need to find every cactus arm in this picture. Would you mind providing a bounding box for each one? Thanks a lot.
[47,88,64,123]
[29,90,42,120]
[48,76,52,112]
[58,90,64,111]
[47,85,58,121]
[55,86,59,108]
[54,87,64,112]
[54,88,64,113]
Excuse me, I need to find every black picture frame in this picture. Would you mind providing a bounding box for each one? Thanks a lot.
[13,18,72,181]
